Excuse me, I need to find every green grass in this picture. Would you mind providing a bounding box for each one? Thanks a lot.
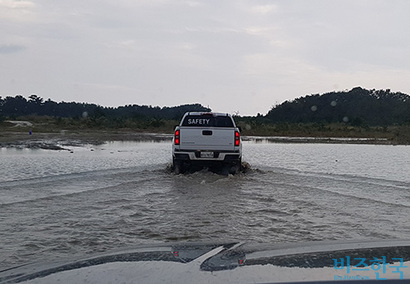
[1,115,410,145]
[236,121,410,144]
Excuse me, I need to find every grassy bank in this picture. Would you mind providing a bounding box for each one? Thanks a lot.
[1,115,410,145]
[235,120,410,145]
[0,116,177,145]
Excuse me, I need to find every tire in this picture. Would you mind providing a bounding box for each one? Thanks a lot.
[229,158,241,175]
[222,159,241,175]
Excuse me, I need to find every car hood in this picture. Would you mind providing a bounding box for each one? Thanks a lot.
[1,239,410,283]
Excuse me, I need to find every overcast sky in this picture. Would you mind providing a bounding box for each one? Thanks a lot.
[1,0,410,116]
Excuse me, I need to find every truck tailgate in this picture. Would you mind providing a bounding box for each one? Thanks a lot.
[180,127,235,151]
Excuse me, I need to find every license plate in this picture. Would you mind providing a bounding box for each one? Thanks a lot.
[200,151,214,158]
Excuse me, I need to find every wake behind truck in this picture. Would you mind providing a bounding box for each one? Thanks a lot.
[172,112,242,174]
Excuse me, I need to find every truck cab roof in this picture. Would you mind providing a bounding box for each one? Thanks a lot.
[183,112,231,117]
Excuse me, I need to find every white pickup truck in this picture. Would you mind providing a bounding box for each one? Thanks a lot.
[172,112,242,174]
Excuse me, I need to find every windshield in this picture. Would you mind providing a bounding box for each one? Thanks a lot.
[1,1,410,283]
[181,115,234,127]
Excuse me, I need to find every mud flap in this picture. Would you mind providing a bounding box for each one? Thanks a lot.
[173,159,183,175]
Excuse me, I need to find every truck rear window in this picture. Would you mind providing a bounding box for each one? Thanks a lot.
[181,115,234,127]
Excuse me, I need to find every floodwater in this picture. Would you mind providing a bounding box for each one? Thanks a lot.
[1,138,410,270]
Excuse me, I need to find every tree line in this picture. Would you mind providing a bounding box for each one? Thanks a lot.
[2,87,410,127]
[265,87,410,126]
[0,94,210,121]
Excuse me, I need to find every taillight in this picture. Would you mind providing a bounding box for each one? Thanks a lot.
[174,129,180,145]
[234,131,240,146]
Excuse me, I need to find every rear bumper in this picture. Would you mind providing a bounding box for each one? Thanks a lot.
[173,149,241,163]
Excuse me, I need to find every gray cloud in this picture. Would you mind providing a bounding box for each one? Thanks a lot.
[0,44,26,54]
[1,0,410,115]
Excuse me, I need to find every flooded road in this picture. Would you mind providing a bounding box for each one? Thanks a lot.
[1,139,410,270]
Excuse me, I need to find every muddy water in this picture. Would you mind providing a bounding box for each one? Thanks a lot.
[1,139,409,270]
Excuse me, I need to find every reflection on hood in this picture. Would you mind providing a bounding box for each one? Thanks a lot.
[1,240,410,283]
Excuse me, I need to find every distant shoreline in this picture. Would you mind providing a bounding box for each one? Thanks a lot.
[241,136,393,145]
[0,130,406,151]
[2,114,410,147]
